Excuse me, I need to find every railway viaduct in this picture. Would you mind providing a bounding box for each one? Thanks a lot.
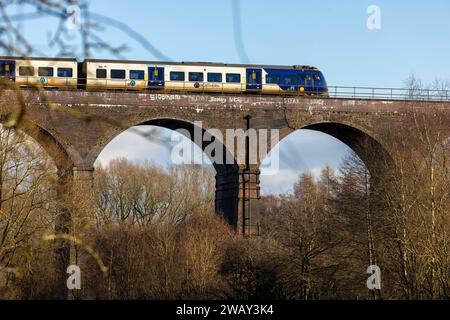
[1,88,449,297]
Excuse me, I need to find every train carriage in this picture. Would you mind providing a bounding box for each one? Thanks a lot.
[82,60,249,93]
[82,60,148,90]
[163,62,246,93]
[0,57,78,88]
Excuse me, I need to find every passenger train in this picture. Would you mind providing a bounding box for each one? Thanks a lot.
[0,56,328,95]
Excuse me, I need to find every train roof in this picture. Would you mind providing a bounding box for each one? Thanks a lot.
[0,56,77,62]
[83,59,321,71]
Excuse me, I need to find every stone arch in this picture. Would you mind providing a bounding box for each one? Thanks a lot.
[268,120,393,181]
[0,117,74,300]
[88,117,240,226]
[0,118,73,173]
[301,121,392,173]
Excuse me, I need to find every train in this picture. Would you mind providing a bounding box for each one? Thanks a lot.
[0,56,328,95]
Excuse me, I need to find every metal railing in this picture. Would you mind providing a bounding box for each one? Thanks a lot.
[327,86,450,102]
[4,76,450,102]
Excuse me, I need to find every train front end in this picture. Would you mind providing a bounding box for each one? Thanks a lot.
[303,68,328,96]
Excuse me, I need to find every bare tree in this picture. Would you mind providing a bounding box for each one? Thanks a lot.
[94,159,215,226]
[0,125,57,298]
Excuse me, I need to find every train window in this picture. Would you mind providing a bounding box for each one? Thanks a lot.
[189,72,204,82]
[130,70,145,80]
[226,73,241,83]
[282,75,298,85]
[57,68,73,78]
[96,69,107,79]
[170,71,185,81]
[38,67,54,77]
[111,69,126,79]
[207,73,222,83]
[314,75,321,81]
[19,66,35,76]
[266,75,280,84]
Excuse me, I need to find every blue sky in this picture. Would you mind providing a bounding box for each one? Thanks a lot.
[7,0,450,194]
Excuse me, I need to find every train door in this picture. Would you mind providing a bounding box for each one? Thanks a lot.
[0,60,15,81]
[246,68,262,91]
[148,66,165,88]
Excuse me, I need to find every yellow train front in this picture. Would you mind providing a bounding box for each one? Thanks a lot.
[1,57,328,96]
